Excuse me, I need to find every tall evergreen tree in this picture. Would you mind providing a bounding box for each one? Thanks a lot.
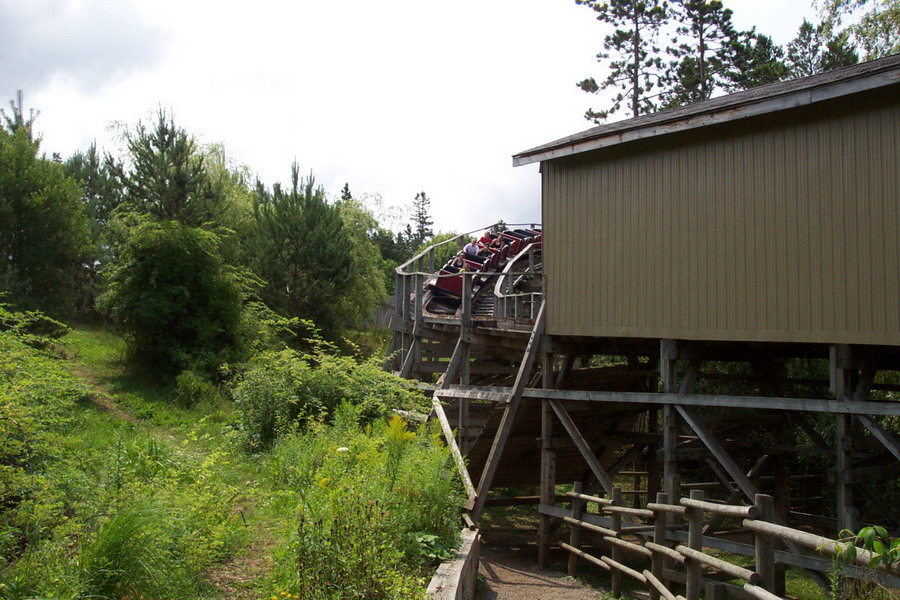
[252,163,353,331]
[340,182,352,201]
[576,0,668,121]
[820,29,860,71]
[64,142,124,231]
[411,191,433,246]
[118,109,230,227]
[725,31,789,91]
[787,19,859,78]
[63,142,124,313]
[0,91,39,137]
[663,0,736,107]
[0,96,90,317]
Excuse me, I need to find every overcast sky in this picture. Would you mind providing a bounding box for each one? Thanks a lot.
[1,0,822,234]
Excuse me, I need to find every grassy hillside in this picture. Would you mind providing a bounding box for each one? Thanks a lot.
[0,319,461,600]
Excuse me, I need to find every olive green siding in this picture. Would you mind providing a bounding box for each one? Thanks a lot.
[543,99,900,345]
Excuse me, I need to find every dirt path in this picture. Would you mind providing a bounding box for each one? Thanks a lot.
[69,363,143,426]
[475,508,611,600]
[65,349,273,599]
[477,542,608,600]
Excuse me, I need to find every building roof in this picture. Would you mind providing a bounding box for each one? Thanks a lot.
[513,53,900,167]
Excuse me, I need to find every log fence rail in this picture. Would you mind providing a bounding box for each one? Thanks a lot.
[544,487,899,600]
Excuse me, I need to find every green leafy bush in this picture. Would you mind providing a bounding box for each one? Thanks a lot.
[232,348,426,450]
[98,219,248,376]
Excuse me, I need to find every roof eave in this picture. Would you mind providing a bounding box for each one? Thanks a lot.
[512,67,900,167]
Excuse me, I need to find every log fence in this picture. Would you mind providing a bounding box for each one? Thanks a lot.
[540,487,899,600]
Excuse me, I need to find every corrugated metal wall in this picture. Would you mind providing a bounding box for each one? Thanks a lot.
[543,100,899,345]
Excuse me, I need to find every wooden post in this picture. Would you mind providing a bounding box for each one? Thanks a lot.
[611,487,623,597]
[650,492,668,600]
[754,494,776,594]
[831,345,858,534]
[412,273,423,378]
[470,304,545,523]
[458,396,470,454]
[428,247,435,273]
[661,341,680,503]
[400,273,409,320]
[568,481,585,576]
[686,489,704,600]
[461,273,472,330]
[394,272,403,320]
[648,408,660,505]
[704,582,726,600]
[539,353,557,567]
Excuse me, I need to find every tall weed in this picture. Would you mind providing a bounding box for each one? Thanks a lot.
[75,502,179,599]
[266,409,461,598]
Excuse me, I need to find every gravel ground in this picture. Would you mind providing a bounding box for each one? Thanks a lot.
[474,506,611,600]
[476,540,609,600]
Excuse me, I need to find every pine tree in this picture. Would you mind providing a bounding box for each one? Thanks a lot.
[0,97,90,317]
[411,191,433,246]
[663,0,736,107]
[341,182,352,201]
[820,29,860,71]
[0,91,39,138]
[787,19,859,78]
[252,163,353,330]
[576,0,668,121]
[725,31,789,91]
[787,19,823,77]
[119,109,229,227]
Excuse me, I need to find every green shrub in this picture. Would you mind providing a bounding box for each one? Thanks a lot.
[232,349,426,451]
[98,220,248,376]
[174,369,220,409]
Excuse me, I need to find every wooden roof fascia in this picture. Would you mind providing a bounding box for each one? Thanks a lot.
[512,55,900,167]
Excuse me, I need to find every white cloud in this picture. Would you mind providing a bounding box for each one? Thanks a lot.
[6,0,819,233]
[0,0,164,96]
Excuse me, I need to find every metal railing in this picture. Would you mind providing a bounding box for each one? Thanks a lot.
[393,223,542,325]
[493,241,543,320]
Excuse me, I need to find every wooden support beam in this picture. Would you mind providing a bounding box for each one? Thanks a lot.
[433,386,900,416]
[439,337,466,390]
[661,340,680,503]
[549,399,615,495]
[793,415,900,532]
[832,344,858,534]
[676,404,830,590]
[430,396,477,507]
[398,335,419,379]
[539,352,556,567]
[676,405,758,503]
[855,414,900,461]
[470,303,545,523]
[703,455,770,535]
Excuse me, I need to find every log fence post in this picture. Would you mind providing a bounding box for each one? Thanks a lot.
[611,487,623,597]
[568,481,585,576]
[755,494,776,593]
[650,492,668,600]
[686,489,704,600]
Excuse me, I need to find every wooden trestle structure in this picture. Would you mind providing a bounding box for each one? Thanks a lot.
[388,223,900,596]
